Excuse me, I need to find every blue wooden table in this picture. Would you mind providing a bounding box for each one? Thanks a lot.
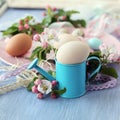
[0,8,120,120]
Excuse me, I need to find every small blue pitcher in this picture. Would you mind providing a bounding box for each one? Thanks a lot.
[28,57,101,98]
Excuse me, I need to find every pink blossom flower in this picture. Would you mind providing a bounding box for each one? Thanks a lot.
[51,93,58,99]
[113,54,120,62]
[99,44,110,56]
[41,32,45,35]
[33,34,40,41]
[108,53,120,62]
[52,7,57,11]
[108,53,115,62]
[32,85,39,93]
[99,43,107,51]
[41,41,48,48]
[24,24,30,29]
[42,12,46,16]
[117,56,120,63]
[19,20,23,25]
[34,79,42,85]
[25,18,29,23]
[62,16,67,20]
[18,25,23,31]
[51,80,57,87]
[46,5,51,10]
[58,16,67,21]
[37,93,44,99]
[57,16,67,21]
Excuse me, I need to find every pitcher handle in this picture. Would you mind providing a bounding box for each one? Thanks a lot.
[87,56,101,80]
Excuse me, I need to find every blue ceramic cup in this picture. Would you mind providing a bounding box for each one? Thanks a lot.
[56,56,101,98]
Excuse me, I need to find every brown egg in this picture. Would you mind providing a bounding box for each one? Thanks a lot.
[5,33,32,57]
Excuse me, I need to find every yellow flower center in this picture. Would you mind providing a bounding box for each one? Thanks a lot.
[42,85,48,91]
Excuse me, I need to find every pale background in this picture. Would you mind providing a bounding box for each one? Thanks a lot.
[1,0,120,17]
[5,0,120,8]
[0,1,120,120]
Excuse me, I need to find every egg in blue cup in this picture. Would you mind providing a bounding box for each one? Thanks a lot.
[56,41,101,98]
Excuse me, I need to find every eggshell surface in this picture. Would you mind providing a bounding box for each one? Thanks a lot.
[56,41,90,64]
[53,33,79,49]
[72,29,84,36]
[88,37,102,50]
[5,33,32,56]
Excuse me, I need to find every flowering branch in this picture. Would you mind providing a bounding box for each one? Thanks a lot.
[42,6,86,27]
[27,72,66,99]
[2,16,43,36]
[88,44,120,81]
[1,6,86,36]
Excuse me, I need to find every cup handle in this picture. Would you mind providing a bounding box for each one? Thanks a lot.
[87,56,101,80]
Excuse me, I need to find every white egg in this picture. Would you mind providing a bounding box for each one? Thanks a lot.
[56,41,90,64]
[88,37,102,50]
[48,22,74,29]
[72,29,84,36]
[53,33,79,49]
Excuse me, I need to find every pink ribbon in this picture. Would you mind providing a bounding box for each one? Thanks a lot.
[0,64,29,82]
[84,14,111,40]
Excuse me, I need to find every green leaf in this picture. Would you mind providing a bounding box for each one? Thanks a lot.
[40,75,45,79]
[41,50,46,60]
[70,19,86,27]
[27,82,34,91]
[37,51,41,61]
[48,70,53,75]
[27,77,38,91]
[47,7,54,17]
[30,46,42,60]
[42,17,52,26]
[3,26,18,35]
[48,70,56,78]
[101,66,118,78]
[53,88,66,95]
[66,10,80,16]
[52,71,56,78]
[2,23,19,36]
[26,16,33,20]
[11,23,18,27]
[57,9,66,16]
[31,23,43,33]
[32,46,42,53]
[77,19,86,27]
[89,51,101,58]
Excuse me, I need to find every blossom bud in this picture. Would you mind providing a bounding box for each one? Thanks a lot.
[18,25,23,31]
[24,24,30,29]
[33,34,40,41]
[37,93,44,99]
[32,85,39,93]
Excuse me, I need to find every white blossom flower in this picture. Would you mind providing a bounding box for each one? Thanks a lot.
[99,44,108,55]
[99,43,120,63]
[108,52,120,63]
[37,80,52,94]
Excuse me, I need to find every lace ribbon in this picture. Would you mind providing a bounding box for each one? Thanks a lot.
[0,63,118,94]
[0,70,37,94]
[0,63,29,82]
[87,74,117,91]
